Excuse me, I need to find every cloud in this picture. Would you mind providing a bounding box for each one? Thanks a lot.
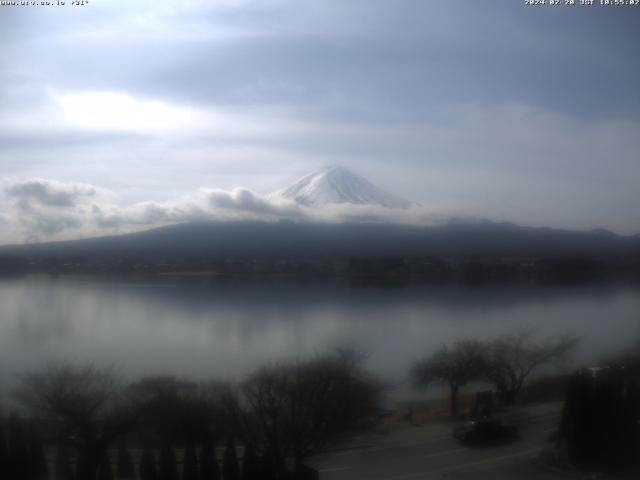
[207,188,306,219]
[5,178,97,208]
[22,214,83,240]
[0,177,449,244]
[88,188,309,232]
[2,178,102,242]
[90,200,209,230]
[51,90,203,134]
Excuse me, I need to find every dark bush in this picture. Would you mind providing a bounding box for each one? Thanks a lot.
[198,434,220,480]
[241,444,260,480]
[27,423,49,480]
[139,446,157,480]
[116,438,135,480]
[98,452,114,480]
[183,440,198,480]
[560,362,640,472]
[222,439,240,480]
[55,445,75,480]
[7,414,30,479]
[0,424,8,480]
[158,442,179,480]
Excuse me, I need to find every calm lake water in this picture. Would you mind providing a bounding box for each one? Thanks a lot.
[1,275,639,402]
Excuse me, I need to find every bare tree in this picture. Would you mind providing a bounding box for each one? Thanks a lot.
[485,330,580,405]
[412,340,488,416]
[15,364,138,480]
[230,352,381,471]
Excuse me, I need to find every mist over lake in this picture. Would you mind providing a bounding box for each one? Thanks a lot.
[1,275,638,402]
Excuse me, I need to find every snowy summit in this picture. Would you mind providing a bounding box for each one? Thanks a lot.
[271,166,412,209]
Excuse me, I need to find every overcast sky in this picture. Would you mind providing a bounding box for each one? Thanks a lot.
[1,0,639,243]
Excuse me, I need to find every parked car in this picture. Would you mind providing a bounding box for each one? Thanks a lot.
[454,418,518,445]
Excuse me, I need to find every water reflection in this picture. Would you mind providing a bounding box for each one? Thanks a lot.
[0,275,638,399]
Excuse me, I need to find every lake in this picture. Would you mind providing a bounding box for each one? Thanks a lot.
[1,275,639,402]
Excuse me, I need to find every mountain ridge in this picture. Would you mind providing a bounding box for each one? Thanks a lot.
[2,219,638,259]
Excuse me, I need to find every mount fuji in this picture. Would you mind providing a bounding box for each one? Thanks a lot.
[271,165,412,209]
[2,165,638,270]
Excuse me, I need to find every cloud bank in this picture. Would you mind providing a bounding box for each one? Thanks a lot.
[6,179,98,208]
[1,178,448,244]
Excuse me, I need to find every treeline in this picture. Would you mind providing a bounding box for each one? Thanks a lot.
[1,351,381,480]
[2,252,639,284]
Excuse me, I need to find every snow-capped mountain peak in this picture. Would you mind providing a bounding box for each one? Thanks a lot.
[271,165,412,209]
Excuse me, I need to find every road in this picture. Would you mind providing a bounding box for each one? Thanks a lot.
[309,412,560,480]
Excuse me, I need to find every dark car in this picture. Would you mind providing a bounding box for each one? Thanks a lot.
[453,418,518,445]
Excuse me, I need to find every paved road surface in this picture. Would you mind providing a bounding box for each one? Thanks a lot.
[310,412,560,480]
